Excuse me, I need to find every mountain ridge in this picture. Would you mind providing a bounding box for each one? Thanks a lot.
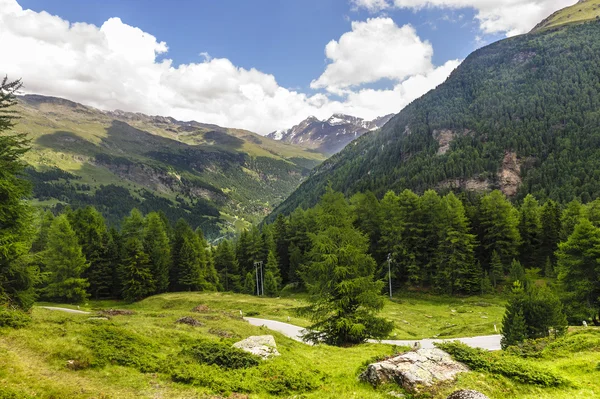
[267,113,393,155]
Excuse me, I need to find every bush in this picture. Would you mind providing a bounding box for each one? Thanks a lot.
[259,362,322,394]
[184,341,260,369]
[436,341,566,387]
[84,325,160,372]
[0,308,31,328]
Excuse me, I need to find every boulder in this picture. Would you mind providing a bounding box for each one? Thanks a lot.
[447,390,489,399]
[360,348,468,392]
[233,335,280,359]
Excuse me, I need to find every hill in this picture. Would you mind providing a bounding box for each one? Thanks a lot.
[267,113,393,155]
[12,95,326,238]
[532,0,600,32]
[268,15,600,220]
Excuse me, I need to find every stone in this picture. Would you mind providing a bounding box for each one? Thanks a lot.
[446,390,490,399]
[175,316,204,327]
[233,335,280,359]
[360,348,469,392]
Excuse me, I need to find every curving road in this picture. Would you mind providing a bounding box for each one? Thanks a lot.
[38,306,91,314]
[245,317,501,350]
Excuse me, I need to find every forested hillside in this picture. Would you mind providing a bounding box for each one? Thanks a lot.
[268,18,600,220]
[14,95,325,238]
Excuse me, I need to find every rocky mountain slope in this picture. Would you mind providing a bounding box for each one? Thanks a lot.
[13,95,326,238]
[267,113,393,155]
[267,3,600,221]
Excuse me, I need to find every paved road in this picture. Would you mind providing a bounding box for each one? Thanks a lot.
[38,306,91,314]
[245,317,501,350]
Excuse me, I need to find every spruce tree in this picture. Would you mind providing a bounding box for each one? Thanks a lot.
[143,212,171,294]
[272,214,290,285]
[508,259,526,285]
[0,77,37,311]
[287,243,303,284]
[243,271,256,295]
[43,215,89,303]
[560,199,582,242]
[301,188,393,345]
[350,191,382,262]
[501,306,527,349]
[197,228,219,291]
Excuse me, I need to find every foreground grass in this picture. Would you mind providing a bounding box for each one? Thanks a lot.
[1,292,597,398]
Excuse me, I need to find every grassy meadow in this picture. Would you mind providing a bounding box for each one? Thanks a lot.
[1,292,598,399]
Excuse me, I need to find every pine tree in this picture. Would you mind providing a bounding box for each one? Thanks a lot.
[214,240,240,292]
[501,306,527,349]
[518,194,542,268]
[243,271,256,295]
[419,190,444,286]
[301,188,393,346]
[43,215,89,303]
[272,214,290,285]
[480,270,494,295]
[143,212,171,294]
[197,228,219,291]
[556,218,600,323]
[508,259,526,285]
[350,191,382,262]
[560,199,582,242]
[264,250,282,296]
[287,243,303,284]
[0,77,37,311]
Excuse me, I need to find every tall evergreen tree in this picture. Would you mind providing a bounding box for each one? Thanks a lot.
[301,188,393,346]
[69,207,112,299]
[556,218,600,323]
[350,191,382,263]
[0,77,37,311]
[560,199,582,242]
[540,199,561,268]
[143,212,171,294]
[214,240,240,292]
[43,215,89,303]
[435,193,479,294]
[287,243,303,284]
[120,209,154,300]
[518,194,542,268]
[489,251,504,288]
[264,250,282,297]
[477,190,521,267]
[419,190,444,286]
[272,214,290,285]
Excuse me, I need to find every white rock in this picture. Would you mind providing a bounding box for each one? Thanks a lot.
[233,335,280,359]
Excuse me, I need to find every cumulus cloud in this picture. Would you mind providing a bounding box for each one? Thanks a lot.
[311,18,434,93]
[352,0,577,36]
[0,0,459,134]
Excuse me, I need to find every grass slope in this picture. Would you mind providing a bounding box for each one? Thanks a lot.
[532,0,600,32]
[1,292,597,398]
[12,95,326,237]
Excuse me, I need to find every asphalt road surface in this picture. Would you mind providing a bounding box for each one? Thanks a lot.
[245,317,501,350]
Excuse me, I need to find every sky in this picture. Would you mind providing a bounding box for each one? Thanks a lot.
[0,0,577,134]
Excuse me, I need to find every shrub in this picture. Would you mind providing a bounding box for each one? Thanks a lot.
[84,325,160,372]
[244,310,260,317]
[259,362,322,394]
[0,308,31,328]
[436,341,566,387]
[184,341,260,369]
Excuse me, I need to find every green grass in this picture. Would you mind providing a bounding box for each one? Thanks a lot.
[533,0,600,31]
[1,292,597,398]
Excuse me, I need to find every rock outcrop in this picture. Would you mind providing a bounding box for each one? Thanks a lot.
[446,390,490,399]
[232,335,280,359]
[360,348,468,392]
[498,151,522,196]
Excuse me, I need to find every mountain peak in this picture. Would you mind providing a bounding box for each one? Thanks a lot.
[531,0,600,32]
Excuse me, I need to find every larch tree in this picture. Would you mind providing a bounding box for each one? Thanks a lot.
[143,212,171,294]
[518,194,542,268]
[120,209,154,301]
[264,250,282,297]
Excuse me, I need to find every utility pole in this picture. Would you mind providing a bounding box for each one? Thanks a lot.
[387,253,393,299]
[254,261,264,296]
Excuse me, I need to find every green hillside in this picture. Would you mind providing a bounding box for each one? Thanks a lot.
[532,0,600,32]
[268,17,600,221]
[13,95,325,238]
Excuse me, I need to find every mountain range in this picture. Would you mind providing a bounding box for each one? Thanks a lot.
[267,113,393,155]
[267,0,600,221]
[14,95,326,238]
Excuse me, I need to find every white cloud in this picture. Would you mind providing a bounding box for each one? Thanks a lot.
[352,0,577,36]
[0,0,459,134]
[311,18,434,94]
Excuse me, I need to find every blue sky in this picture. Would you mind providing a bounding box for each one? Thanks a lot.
[3,0,575,133]
[18,0,494,91]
